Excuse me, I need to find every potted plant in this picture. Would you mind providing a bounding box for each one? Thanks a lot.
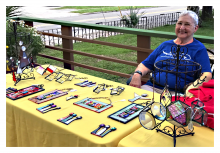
[120,6,145,28]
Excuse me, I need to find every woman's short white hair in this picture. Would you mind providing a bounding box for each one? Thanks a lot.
[179,10,199,26]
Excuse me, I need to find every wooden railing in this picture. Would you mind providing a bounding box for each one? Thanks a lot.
[9,16,214,82]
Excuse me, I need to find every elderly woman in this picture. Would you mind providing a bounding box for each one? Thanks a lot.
[129,10,212,96]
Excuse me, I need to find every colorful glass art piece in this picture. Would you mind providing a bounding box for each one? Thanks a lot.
[19,41,30,68]
[139,111,156,130]
[108,103,144,124]
[151,102,166,121]
[109,86,125,95]
[36,103,61,114]
[166,100,192,127]
[6,85,45,100]
[160,85,172,106]
[36,66,45,75]
[6,87,17,94]
[167,101,185,118]
[74,80,96,87]
[175,113,186,124]
[91,124,116,138]
[46,65,57,73]
[36,65,57,76]
[191,100,208,126]
[73,97,113,113]
[93,83,108,94]
[82,99,105,109]
[57,113,82,125]
[28,89,68,104]
[138,101,166,130]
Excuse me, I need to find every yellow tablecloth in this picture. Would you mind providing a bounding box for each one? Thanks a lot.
[6,66,161,147]
[118,121,214,147]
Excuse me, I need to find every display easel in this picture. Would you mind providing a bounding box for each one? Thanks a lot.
[139,45,203,147]
[7,21,35,86]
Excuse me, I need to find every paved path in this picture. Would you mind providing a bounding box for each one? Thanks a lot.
[19,6,80,19]
[18,6,187,31]
[17,6,187,45]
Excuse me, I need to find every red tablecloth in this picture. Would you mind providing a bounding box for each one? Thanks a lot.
[172,79,214,129]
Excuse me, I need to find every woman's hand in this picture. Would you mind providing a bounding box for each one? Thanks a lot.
[129,63,151,88]
[185,72,212,97]
[185,83,196,98]
[129,73,142,88]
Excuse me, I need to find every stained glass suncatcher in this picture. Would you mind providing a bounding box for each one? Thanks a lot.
[28,89,68,104]
[73,97,113,113]
[108,103,144,124]
[6,85,45,100]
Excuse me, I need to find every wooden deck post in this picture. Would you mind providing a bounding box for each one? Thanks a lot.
[137,35,152,83]
[137,35,151,63]
[61,26,74,70]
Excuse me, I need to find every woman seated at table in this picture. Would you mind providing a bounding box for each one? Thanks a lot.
[128,10,212,96]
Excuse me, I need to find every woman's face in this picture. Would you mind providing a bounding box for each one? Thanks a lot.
[175,15,198,40]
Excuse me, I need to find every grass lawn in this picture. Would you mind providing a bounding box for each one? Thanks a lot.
[54,6,157,14]
[37,19,214,85]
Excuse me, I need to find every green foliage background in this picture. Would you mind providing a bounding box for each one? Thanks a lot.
[6,20,44,62]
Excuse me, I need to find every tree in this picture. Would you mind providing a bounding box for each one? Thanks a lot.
[187,6,202,27]
[6,6,22,17]
[201,6,213,20]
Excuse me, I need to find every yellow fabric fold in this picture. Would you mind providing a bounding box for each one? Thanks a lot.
[118,121,214,147]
